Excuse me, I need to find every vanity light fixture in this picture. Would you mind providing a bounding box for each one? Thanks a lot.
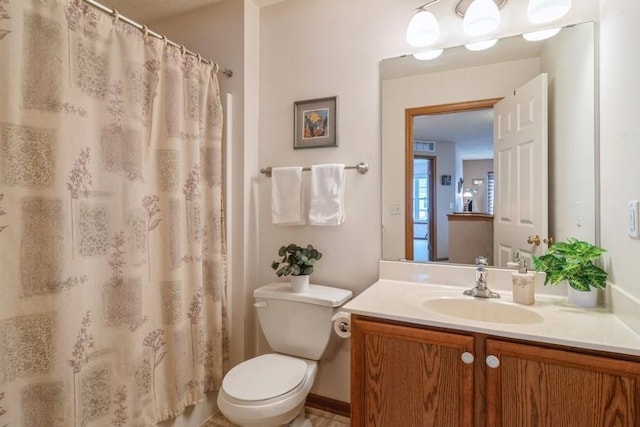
[465,38,498,51]
[522,27,561,41]
[406,3,441,47]
[463,0,501,36]
[413,48,444,60]
[406,0,571,51]
[527,0,571,24]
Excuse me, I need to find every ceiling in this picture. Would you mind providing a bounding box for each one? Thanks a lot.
[414,109,494,160]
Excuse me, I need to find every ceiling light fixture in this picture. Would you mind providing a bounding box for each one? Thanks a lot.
[463,0,501,36]
[413,49,444,60]
[527,0,572,24]
[522,27,561,41]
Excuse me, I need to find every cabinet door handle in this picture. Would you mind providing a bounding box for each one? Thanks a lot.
[486,355,500,369]
[461,352,474,364]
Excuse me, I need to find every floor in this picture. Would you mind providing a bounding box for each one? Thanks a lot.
[202,407,350,427]
[414,238,430,262]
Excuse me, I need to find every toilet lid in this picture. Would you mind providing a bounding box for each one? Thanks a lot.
[222,354,308,402]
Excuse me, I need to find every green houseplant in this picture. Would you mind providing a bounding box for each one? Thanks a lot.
[532,238,607,306]
[271,244,323,292]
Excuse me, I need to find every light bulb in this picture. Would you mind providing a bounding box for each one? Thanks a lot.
[406,10,440,47]
[463,0,500,37]
[413,49,444,61]
[523,27,561,41]
[527,0,571,24]
[465,39,498,51]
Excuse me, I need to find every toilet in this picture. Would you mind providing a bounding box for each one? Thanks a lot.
[217,282,352,427]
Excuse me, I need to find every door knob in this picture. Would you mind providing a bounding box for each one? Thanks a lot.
[461,352,475,365]
[527,235,541,246]
[544,237,555,246]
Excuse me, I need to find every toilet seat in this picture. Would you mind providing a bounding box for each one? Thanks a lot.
[217,354,318,426]
[222,353,308,402]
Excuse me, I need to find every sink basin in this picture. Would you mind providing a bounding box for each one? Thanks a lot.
[421,298,544,324]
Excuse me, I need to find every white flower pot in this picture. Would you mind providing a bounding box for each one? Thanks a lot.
[291,275,310,293]
[567,285,598,307]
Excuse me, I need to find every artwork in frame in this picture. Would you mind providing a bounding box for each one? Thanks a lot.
[294,96,337,149]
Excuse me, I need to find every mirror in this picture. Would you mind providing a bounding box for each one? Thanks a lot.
[382,21,596,266]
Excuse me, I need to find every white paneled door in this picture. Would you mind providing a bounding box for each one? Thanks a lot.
[493,74,549,268]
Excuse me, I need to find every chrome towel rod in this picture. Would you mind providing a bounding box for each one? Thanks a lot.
[260,162,369,178]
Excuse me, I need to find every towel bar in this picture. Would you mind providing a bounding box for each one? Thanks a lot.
[260,162,369,178]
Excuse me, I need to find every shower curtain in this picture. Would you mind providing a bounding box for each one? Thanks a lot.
[0,0,228,425]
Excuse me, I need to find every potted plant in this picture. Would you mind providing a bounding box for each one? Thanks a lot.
[271,243,323,293]
[532,238,607,307]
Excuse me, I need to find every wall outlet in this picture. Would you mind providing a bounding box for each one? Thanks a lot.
[389,203,402,215]
[629,201,639,238]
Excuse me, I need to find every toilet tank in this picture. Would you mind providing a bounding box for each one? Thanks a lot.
[254,282,352,360]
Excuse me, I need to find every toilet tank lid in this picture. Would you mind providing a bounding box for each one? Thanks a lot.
[254,282,352,307]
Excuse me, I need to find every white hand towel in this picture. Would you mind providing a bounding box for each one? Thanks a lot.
[309,163,346,226]
[271,167,305,225]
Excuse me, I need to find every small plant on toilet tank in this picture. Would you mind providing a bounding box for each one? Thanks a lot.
[271,243,323,276]
[272,244,323,293]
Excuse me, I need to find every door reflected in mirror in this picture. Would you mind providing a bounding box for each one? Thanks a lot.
[382,21,596,267]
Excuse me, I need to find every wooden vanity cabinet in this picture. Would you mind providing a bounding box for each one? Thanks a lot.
[486,339,640,427]
[351,315,640,427]
[351,316,475,426]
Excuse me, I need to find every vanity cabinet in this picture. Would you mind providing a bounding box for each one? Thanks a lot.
[485,339,640,427]
[350,317,475,426]
[351,315,640,427]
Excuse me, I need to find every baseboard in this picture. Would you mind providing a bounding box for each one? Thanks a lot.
[305,393,350,418]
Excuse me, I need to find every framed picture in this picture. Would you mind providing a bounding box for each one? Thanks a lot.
[293,96,337,149]
[441,175,452,186]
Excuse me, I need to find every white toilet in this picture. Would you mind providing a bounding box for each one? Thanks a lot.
[217,282,352,427]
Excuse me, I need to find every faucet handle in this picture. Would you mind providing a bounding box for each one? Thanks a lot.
[475,256,488,267]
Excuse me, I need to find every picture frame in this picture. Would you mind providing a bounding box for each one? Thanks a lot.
[441,175,452,186]
[293,96,337,149]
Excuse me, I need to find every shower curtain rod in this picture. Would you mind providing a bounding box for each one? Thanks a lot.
[82,0,233,78]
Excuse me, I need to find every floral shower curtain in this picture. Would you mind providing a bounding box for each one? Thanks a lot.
[0,0,228,425]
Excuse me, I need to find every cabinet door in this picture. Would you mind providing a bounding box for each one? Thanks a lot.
[351,317,475,427]
[486,339,640,427]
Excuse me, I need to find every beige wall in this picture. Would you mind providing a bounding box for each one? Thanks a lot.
[600,0,640,301]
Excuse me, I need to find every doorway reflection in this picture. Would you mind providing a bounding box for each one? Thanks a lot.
[413,156,434,262]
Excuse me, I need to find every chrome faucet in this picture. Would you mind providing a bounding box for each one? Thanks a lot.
[463,256,500,298]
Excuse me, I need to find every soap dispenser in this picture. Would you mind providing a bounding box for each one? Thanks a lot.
[512,259,535,305]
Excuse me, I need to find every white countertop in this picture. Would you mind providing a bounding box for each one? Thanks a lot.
[343,278,640,357]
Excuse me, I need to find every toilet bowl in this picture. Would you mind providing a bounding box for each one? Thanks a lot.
[217,282,352,426]
[217,353,318,427]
